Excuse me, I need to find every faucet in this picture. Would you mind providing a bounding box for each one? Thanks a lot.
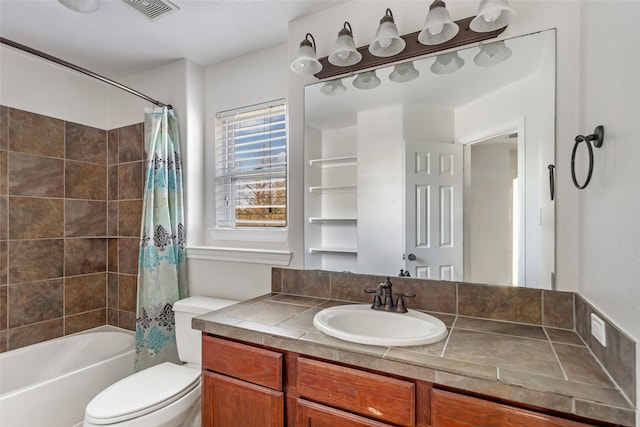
[364,277,415,313]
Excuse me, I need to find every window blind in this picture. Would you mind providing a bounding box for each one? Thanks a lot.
[215,100,287,228]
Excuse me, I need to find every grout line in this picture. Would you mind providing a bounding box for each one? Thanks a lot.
[440,315,457,357]
[544,328,569,381]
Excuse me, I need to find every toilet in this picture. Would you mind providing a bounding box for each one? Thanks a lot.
[83,297,238,427]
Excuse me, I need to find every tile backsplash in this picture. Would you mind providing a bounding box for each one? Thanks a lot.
[0,105,144,352]
[273,267,636,405]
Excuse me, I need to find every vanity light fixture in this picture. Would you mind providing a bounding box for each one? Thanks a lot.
[389,61,420,83]
[58,0,100,13]
[418,0,459,46]
[320,79,347,96]
[369,9,406,58]
[470,0,515,32]
[291,2,512,79]
[474,40,512,66]
[290,33,322,75]
[431,51,465,74]
[328,22,362,67]
[352,71,381,90]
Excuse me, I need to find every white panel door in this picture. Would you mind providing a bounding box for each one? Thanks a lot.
[405,142,463,280]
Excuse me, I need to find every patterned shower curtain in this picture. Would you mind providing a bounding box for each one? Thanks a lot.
[135,107,188,371]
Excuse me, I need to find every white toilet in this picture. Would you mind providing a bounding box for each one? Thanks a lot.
[83,297,237,427]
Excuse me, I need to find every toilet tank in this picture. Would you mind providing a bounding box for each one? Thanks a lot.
[173,296,238,365]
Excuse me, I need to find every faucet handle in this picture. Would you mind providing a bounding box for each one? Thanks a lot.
[364,287,383,309]
[395,292,416,313]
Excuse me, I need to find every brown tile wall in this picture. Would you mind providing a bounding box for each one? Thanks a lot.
[0,105,143,352]
[106,123,144,332]
[274,267,636,405]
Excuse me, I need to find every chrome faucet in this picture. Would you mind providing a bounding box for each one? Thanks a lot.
[364,277,415,313]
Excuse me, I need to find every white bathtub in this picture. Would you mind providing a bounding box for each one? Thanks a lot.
[0,325,135,427]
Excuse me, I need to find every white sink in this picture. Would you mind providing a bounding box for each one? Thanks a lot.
[313,304,448,347]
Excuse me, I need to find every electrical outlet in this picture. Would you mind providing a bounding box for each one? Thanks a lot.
[591,313,607,347]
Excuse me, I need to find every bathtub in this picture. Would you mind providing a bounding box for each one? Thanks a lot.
[0,325,135,427]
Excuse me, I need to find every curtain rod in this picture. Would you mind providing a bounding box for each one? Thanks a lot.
[0,37,172,109]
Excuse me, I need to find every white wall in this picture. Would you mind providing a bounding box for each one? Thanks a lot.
[186,42,295,300]
[577,0,640,414]
[110,59,205,249]
[467,142,516,285]
[456,70,553,288]
[357,106,405,275]
[0,46,109,128]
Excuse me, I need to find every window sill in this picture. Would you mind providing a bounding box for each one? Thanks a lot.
[186,246,292,266]
[209,227,288,243]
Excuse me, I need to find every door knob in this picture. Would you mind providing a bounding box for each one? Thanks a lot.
[407,253,417,261]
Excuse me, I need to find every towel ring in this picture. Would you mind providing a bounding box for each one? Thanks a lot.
[571,125,604,190]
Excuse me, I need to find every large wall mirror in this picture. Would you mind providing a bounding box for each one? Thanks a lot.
[303,29,556,289]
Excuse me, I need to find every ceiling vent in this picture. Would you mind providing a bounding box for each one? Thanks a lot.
[121,0,179,21]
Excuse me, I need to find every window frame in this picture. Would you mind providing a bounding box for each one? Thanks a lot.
[210,99,289,243]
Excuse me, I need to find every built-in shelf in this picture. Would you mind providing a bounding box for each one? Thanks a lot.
[309,184,357,193]
[308,247,358,254]
[309,156,357,168]
[308,217,357,224]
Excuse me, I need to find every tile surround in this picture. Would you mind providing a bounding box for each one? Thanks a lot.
[8,108,64,157]
[575,294,636,405]
[8,152,64,197]
[272,267,637,409]
[0,106,144,352]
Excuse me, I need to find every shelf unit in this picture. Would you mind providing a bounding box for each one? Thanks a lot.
[306,149,358,271]
[309,155,357,168]
[308,217,357,224]
[308,184,357,194]
[308,247,358,254]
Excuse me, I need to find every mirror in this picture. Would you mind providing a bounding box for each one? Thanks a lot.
[304,30,556,289]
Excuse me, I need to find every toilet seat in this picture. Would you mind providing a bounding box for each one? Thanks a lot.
[85,362,200,425]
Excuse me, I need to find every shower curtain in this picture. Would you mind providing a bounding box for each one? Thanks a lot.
[135,106,188,371]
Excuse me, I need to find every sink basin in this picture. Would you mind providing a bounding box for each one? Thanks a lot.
[313,304,448,347]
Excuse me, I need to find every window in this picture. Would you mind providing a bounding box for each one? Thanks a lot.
[214,100,287,232]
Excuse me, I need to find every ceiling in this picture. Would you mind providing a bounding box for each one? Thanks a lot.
[0,0,345,79]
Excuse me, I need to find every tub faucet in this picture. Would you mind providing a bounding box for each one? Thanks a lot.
[364,277,415,313]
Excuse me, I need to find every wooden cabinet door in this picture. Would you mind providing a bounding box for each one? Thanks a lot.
[432,389,594,427]
[202,371,284,427]
[295,399,394,427]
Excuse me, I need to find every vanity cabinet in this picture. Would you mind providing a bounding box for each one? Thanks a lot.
[201,336,284,427]
[201,334,607,427]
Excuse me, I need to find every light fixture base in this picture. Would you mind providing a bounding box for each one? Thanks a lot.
[315,16,506,80]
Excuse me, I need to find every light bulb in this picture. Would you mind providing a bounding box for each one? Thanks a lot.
[429,23,444,35]
[378,38,392,48]
[337,51,350,60]
[483,10,501,22]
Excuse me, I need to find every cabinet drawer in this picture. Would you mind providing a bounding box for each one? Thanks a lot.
[297,357,415,427]
[296,398,394,427]
[432,389,593,427]
[202,335,282,390]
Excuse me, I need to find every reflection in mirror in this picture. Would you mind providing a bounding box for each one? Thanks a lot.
[304,30,556,289]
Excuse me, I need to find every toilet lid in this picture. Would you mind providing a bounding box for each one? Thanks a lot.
[85,362,200,425]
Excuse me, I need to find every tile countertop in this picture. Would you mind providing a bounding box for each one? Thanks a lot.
[193,293,636,426]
